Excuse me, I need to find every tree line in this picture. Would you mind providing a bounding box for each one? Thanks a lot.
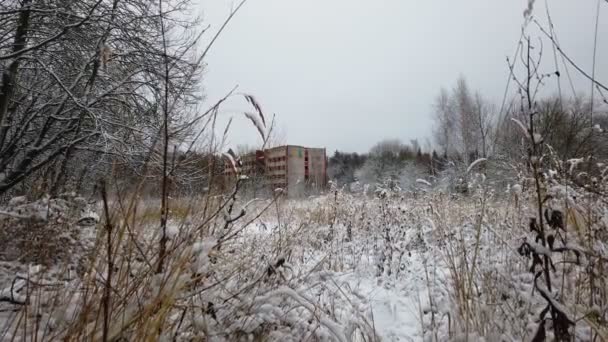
[329,76,608,193]
[328,138,449,192]
[434,76,608,165]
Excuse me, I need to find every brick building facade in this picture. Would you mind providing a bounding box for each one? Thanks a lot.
[224,145,328,196]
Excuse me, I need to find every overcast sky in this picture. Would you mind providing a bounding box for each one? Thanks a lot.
[196,0,607,153]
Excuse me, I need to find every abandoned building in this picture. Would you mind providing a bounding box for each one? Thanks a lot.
[224,145,328,196]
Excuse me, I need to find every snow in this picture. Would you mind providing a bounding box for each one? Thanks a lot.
[2,183,601,340]
[593,124,603,133]
[0,191,489,341]
[191,238,217,254]
[0,279,27,304]
[8,196,27,207]
[244,111,266,140]
[77,210,99,226]
[416,178,432,187]
[567,158,585,174]
[466,158,487,173]
[547,184,575,200]
[166,224,179,238]
[547,169,558,179]
[340,266,426,341]
[0,210,29,219]
[209,197,446,341]
[535,282,575,324]
[512,183,523,194]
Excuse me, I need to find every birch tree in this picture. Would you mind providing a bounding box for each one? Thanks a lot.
[433,77,495,162]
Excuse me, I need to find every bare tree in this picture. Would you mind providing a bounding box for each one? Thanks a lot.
[473,91,495,158]
[453,76,479,163]
[0,0,209,198]
[432,87,455,157]
[369,138,410,158]
[433,77,496,162]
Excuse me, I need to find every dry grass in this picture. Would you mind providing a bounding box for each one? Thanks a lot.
[1,162,605,341]
[0,187,379,341]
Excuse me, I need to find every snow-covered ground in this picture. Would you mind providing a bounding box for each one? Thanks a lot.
[242,221,436,341]
[235,196,451,341]
[0,181,605,341]
[0,191,448,341]
[338,256,428,342]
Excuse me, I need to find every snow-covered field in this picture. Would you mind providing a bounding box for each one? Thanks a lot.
[0,178,606,341]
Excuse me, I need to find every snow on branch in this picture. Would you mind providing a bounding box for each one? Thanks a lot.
[466,158,487,173]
